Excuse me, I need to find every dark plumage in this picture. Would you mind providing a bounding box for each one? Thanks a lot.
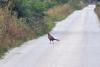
[48,33,59,44]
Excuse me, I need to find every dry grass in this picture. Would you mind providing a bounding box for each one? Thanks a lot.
[47,4,74,16]
[0,8,35,57]
[95,5,100,20]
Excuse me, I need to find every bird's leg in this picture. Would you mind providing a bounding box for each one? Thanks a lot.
[52,41,54,44]
[50,41,51,44]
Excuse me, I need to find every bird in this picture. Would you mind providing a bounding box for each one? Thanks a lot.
[48,33,60,44]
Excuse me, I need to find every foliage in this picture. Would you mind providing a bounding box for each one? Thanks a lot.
[55,0,69,4]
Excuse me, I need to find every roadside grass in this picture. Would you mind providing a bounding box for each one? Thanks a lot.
[47,4,74,21]
[95,3,100,20]
[0,9,35,58]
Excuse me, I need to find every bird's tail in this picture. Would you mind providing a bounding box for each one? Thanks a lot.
[55,39,60,41]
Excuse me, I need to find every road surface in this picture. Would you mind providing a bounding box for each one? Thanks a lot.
[0,5,100,67]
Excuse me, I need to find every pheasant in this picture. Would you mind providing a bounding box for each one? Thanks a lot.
[48,33,59,44]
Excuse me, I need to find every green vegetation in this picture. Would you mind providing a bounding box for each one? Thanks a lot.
[0,0,87,58]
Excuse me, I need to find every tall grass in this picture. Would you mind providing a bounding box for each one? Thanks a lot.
[95,3,100,20]
[46,4,74,21]
[0,8,35,58]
